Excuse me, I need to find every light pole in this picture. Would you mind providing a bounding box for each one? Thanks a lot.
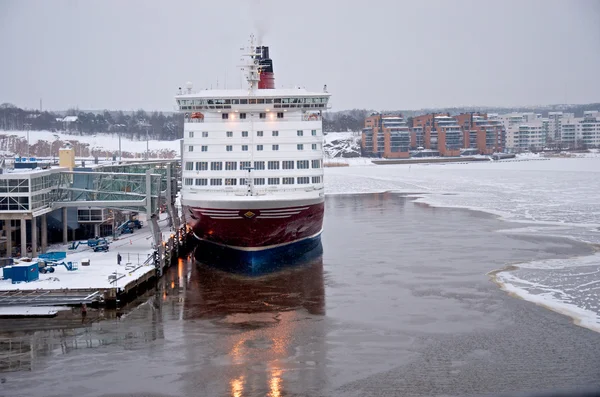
[24,123,31,157]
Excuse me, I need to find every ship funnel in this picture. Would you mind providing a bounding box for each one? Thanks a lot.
[256,46,275,89]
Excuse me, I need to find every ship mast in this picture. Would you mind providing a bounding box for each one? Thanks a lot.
[240,34,263,93]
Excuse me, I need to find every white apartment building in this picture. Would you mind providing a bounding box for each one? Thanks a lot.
[500,113,541,152]
[580,111,600,148]
[559,117,582,147]
[517,122,546,150]
[546,112,575,142]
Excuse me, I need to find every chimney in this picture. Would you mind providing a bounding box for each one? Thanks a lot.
[256,46,275,89]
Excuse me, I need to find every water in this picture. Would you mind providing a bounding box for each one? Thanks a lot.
[1,194,600,397]
[326,158,600,330]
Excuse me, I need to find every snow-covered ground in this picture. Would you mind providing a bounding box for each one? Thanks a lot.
[0,214,170,292]
[325,157,600,332]
[1,130,181,155]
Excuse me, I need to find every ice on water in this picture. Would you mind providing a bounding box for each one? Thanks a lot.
[325,157,600,331]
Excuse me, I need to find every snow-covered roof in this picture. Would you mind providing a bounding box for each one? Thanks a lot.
[63,116,78,122]
[176,88,331,99]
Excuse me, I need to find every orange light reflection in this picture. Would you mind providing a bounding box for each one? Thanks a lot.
[230,375,244,397]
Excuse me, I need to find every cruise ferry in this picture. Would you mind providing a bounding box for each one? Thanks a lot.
[175,36,330,274]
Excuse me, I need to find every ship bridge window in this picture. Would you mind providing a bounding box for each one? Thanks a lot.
[195,178,207,186]
[312,130,317,136]
[222,113,229,119]
[254,178,265,185]
[188,145,194,152]
[297,160,309,169]
[184,178,193,186]
[265,99,273,104]
[242,145,248,151]
[272,144,279,151]
[282,161,294,169]
[257,99,265,104]
[201,145,207,152]
[312,176,321,183]
[225,178,237,186]
[225,161,237,170]
[257,131,263,137]
[254,161,265,170]
[260,113,266,119]
[272,130,279,136]
[297,177,310,184]
[283,177,294,185]
[226,131,233,137]
[274,98,282,104]
[226,145,233,151]
[240,99,248,104]
[196,162,208,171]
[189,131,194,138]
[240,113,247,119]
[268,161,280,170]
[232,99,239,104]
[257,145,263,151]
[210,162,223,171]
[297,144,304,150]
[210,179,222,186]
[268,178,280,185]
[185,162,193,171]
[202,131,208,137]
[312,143,318,150]
[297,130,304,136]
[242,131,249,137]
[277,112,284,119]
[249,99,257,104]
[240,161,251,169]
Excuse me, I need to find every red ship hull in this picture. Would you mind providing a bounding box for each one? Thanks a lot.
[185,201,324,248]
[183,199,324,274]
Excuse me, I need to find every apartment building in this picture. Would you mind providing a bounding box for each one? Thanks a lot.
[580,111,600,148]
[517,122,546,150]
[500,113,542,152]
[455,113,504,154]
[361,113,411,158]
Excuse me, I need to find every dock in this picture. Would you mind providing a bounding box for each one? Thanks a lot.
[0,151,196,313]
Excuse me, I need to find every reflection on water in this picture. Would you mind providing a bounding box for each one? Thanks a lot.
[0,246,326,397]
[181,248,326,396]
[185,248,325,319]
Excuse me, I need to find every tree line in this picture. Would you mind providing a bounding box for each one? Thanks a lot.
[2,102,599,138]
[0,103,184,141]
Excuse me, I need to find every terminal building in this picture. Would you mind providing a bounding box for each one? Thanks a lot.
[0,145,180,259]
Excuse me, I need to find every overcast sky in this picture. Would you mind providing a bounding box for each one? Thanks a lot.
[1,0,599,112]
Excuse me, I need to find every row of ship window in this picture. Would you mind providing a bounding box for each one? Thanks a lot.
[178,97,328,106]
[184,176,322,186]
[188,130,318,138]
[189,143,320,151]
[185,160,322,171]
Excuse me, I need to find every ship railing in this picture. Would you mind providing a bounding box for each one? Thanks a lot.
[187,186,323,195]
[185,116,321,123]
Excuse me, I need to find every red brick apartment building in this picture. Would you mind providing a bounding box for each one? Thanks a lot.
[362,112,505,158]
[361,113,411,158]
[455,113,504,154]
[405,113,463,156]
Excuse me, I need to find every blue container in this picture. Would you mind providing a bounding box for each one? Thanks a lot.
[11,263,39,283]
[2,266,13,280]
